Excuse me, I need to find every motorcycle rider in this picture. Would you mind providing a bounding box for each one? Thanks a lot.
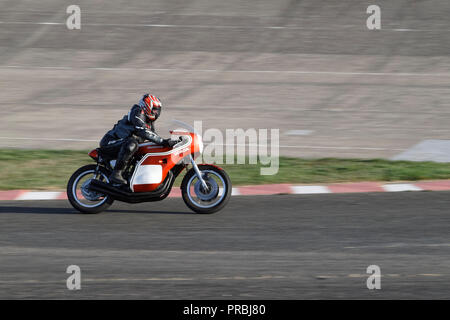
[100,93,177,185]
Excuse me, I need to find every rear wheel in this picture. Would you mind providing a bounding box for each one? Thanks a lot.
[181,165,231,214]
[67,164,114,214]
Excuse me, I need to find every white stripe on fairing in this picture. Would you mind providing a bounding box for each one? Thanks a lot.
[231,188,241,196]
[15,192,62,200]
[2,65,450,78]
[382,184,423,192]
[291,186,331,194]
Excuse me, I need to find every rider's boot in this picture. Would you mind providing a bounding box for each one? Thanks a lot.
[109,142,135,185]
[110,166,127,185]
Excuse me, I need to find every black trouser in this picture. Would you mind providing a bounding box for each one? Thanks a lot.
[100,134,125,155]
[100,134,140,171]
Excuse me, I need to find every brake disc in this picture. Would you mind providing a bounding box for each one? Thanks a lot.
[81,179,104,201]
[194,176,219,201]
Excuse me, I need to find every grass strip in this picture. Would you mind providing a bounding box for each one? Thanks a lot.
[1,149,450,190]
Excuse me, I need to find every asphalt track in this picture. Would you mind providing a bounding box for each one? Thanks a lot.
[0,192,449,299]
[1,0,450,158]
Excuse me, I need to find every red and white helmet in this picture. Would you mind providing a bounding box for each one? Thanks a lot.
[139,94,162,121]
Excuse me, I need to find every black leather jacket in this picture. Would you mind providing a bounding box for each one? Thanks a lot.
[105,104,164,144]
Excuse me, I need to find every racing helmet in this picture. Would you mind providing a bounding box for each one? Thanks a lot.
[139,94,162,121]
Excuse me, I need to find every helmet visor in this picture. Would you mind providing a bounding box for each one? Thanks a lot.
[151,106,161,120]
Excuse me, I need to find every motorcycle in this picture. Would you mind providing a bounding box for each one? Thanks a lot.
[67,122,232,214]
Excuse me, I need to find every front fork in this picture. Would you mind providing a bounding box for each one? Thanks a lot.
[93,161,101,180]
[189,154,209,191]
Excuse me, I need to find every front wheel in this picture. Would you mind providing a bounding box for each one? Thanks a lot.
[181,165,232,214]
[67,164,114,214]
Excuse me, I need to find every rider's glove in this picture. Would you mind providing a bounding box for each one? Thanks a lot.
[162,138,178,148]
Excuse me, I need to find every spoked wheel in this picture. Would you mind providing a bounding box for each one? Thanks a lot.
[181,165,232,214]
[67,164,114,214]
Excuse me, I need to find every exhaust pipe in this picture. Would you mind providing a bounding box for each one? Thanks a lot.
[89,172,174,203]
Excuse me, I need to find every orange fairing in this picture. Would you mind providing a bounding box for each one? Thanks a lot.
[190,133,202,158]
[131,133,202,192]
[169,131,202,158]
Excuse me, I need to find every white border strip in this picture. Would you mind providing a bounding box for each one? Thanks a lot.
[382,184,423,192]
[15,192,62,200]
[291,186,331,194]
[0,182,440,200]
[231,188,241,196]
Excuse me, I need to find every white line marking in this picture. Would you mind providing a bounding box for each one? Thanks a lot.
[285,130,314,136]
[0,137,405,151]
[344,243,450,249]
[84,277,194,282]
[2,65,449,77]
[348,274,365,278]
[0,137,98,142]
[0,21,448,32]
[382,184,423,192]
[15,192,62,200]
[219,144,404,151]
[291,186,331,194]
[0,273,442,284]
[0,275,284,284]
